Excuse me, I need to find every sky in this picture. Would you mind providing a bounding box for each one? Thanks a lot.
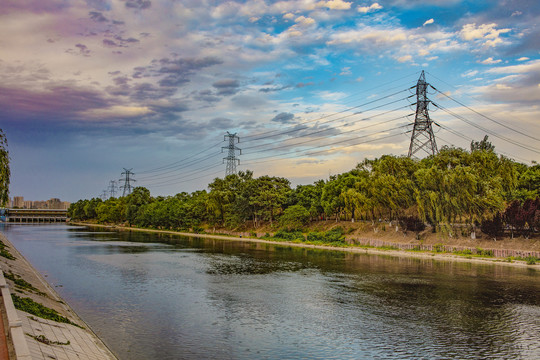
[1,0,540,202]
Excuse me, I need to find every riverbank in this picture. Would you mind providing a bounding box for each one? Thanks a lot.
[72,222,540,270]
[0,232,117,359]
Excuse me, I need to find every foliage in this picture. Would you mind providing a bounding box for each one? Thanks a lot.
[0,129,10,206]
[480,212,503,239]
[0,239,15,260]
[68,137,540,239]
[271,229,305,241]
[307,227,345,243]
[279,204,310,230]
[4,272,45,295]
[398,216,426,232]
[26,333,70,346]
[11,295,81,327]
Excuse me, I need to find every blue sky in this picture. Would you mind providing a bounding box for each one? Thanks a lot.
[1,0,540,201]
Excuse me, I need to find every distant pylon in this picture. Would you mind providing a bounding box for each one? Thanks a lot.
[108,180,117,198]
[100,190,108,201]
[119,168,135,197]
[408,70,438,158]
[222,132,241,176]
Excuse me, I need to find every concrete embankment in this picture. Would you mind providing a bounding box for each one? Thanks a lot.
[0,233,117,360]
[73,222,540,270]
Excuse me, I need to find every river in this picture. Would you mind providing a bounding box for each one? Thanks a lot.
[1,224,539,359]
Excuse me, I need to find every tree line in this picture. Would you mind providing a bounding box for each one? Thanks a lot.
[69,140,540,239]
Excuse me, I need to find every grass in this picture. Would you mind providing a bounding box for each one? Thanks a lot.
[26,333,70,346]
[4,272,46,296]
[11,295,82,328]
[0,239,15,260]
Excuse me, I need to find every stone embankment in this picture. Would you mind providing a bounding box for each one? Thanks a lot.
[0,233,117,360]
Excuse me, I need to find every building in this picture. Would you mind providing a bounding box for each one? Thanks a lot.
[13,196,24,208]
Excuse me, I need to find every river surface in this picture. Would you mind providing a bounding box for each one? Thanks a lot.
[1,224,539,359]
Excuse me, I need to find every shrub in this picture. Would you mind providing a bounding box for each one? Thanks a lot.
[481,212,503,239]
[398,216,426,232]
[272,229,305,241]
[279,205,310,230]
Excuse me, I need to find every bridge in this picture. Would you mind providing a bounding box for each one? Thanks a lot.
[0,208,68,223]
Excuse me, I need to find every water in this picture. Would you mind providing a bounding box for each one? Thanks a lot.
[2,224,539,359]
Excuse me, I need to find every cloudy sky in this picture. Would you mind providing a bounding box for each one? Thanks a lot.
[1,0,540,202]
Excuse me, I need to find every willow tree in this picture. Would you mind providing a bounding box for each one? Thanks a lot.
[0,130,9,206]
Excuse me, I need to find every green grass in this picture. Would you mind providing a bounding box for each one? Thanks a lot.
[4,272,46,296]
[11,295,82,328]
[26,333,70,346]
[0,239,15,260]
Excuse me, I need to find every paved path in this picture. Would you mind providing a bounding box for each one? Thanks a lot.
[19,310,116,360]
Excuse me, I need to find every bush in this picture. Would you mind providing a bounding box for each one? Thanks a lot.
[307,227,345,243]
[481,212,503,239]
[398,216,426,232]
[272,229,305,241]
[279,205,310,230]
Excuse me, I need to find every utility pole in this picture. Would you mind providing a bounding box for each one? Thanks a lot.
[408,70,438,158]
[108,180,117,198]
[119,168,135,197]
[222,132,241,176]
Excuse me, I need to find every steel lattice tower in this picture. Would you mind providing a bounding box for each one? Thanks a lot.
[408,71,438,158]
[119,168,135,197]
[108,180,117,198]
[222,132,241,176]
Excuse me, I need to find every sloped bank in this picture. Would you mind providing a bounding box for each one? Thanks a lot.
[0,233,117,359]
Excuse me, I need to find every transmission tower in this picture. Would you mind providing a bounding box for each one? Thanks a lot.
[222,132,241,176]
[408,70,438,158]
[108,180,118,198]
[100,190,108,201]
[119,168,135,197]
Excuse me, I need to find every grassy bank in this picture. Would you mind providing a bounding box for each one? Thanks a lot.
[70,221,540,269]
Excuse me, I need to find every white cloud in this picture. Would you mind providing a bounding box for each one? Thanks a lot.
[396,55,412,63]
[459,23,511,48]
[340,67,352,75]
[518,57,530,61]
[295,16,316,27]
[462,70,478,77]
[283,12,295,20]
[423,19,434,26]
[317,0,352,10]
[479,57,502,65]
[357,3,383,13]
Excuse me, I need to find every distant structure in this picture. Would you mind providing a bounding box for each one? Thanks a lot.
[119,168,136,196]
[8,196,70,210]
[408,70,438,158]
[222,132,241,176]
[108,180,118,198]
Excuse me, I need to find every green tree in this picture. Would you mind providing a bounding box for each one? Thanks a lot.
[0,130,10,206]
[279,204,310,230]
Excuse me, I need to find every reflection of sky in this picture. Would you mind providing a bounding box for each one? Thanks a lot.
[3,1,540,200]
[3,224,540,359]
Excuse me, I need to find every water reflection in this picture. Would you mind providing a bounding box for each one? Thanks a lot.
[1,224,539,360]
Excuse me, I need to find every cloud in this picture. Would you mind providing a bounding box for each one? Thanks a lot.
[479,57,502,65]
[318,0,352,10]
[295,16,316,27]
[271,112,296,124]
[340,67,352,76]
[518,57,530,61]
[459,23,511,48]
[423,19,434,26]
[397,55,413,63]
[283,13,295,20]
[212,79,241,95]
[89,11,108,23]
[357,3,383,13]
[124,0,151,10]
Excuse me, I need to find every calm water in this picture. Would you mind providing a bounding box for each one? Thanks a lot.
[1,224,539,359]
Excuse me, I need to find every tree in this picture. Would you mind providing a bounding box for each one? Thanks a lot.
[470,135,495,152]
[0,130,10,206]
[279,204,310,230]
